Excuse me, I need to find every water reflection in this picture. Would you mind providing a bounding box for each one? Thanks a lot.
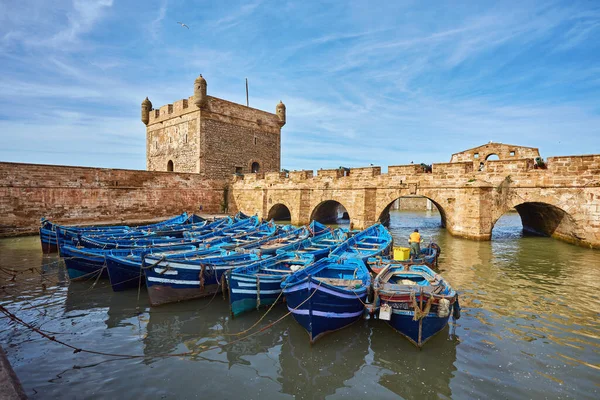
[278,320,370,399]
[370,323,457,399]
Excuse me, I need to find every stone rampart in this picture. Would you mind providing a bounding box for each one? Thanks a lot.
[231,155,600,248]
[0,162,228,236]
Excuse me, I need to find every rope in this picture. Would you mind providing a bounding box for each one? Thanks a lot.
[0,279,324,361]
[410,291,434,321]
[220,280,321,338]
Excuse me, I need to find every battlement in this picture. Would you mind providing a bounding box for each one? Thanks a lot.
[388,164,427,176]
[317,169,344,179]
[148,96,197,125]
[147,95,281,133]
[432,162,474,175]
[350,166,381,178]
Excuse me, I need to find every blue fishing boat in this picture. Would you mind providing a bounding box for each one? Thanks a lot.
[367,243,441,274]
[143,251,264,306]
[227,253,315,317]
[281,257,371,343]
[374,264,460,348]
[330,223,392,262]
[40,213,192,252]
[104,245,230,292]
[184,215,259,240]
[204,221,279,250]
[61,244,197,281]
[275,229,347,260]
[254,221,329,255]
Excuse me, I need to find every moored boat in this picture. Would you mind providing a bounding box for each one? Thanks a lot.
[275,228,348,260]
[281,257,371,343]
[143,251,265,306]
[329,223,392,262]
[227,252,315,317]
[374,264,460,348]
[367,243,441,274]
[61,244,197,281]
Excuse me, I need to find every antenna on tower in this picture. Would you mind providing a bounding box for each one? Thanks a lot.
[245,78,249,107]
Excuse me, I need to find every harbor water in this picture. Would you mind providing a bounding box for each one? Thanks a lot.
[1,211,599,399]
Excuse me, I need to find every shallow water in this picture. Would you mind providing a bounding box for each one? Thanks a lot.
[1,211,599,399]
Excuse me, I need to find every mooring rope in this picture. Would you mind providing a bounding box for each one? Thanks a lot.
[0,279,323,361]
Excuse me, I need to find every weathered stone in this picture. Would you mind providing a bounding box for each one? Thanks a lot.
[144,75,284,179]
[231,149,600,249]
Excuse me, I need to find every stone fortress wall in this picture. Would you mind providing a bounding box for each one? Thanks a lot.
[0,162,230,236]
[230,144,600,249]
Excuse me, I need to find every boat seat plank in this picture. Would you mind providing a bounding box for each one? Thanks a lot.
[261,268,292,273]
[381,283,441,293]
[314,277,363,287]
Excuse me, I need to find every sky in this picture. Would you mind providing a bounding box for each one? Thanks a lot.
[0,0,599,171]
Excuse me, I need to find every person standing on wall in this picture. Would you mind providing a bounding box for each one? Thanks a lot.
[408,229,421,260]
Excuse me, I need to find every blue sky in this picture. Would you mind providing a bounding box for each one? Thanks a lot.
[0,0,599,171]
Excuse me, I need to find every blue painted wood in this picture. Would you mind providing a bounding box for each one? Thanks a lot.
[374,264,459,348]
[61,244,197,283]
[143,251,266,306]
[330,223,392,262]
[281,257,370,343]
[228,252,315,317]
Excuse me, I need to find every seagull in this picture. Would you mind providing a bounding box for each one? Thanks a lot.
[177,21,189,29]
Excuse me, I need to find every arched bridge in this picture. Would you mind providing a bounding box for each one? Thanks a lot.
[230,149,600,249]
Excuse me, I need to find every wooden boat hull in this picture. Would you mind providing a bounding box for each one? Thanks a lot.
[228,272,284,317]
[227,253,314,317]
[374,265,459,348]
[106,256,145,292]
[143,254,259,306]
[283,277,367,343]
[62,251,109,280]
[379,294,454,348]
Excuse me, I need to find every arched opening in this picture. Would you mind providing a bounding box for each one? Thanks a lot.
[268,203,291,222]
[167,160,174,172]
[251,162,260,173]
[378,196,446,244]
[310,200,350,226]
[492,202,578,243]
[486,154,500,161]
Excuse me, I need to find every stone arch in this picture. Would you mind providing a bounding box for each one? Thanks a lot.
[310,200,351,224]
[377,195,447,228]
[491,194,581,243]
[167,160,174,172]
[268,203,291,222]
[485,153,500,161]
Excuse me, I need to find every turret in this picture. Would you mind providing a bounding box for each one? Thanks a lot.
[194,74,207,108]
[141,97,152,125]
[276,100,286,126]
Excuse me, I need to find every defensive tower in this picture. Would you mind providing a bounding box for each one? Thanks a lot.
[141,75,285,179]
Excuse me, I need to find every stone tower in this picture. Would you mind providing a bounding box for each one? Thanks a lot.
[142,75,285,178]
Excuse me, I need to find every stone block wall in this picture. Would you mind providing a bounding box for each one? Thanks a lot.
[0,162,228,236]
[144,76,284,180]
[231,154,600,248]
[450,143,540,167]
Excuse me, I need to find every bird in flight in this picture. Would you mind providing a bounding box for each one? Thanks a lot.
[177,21,189,29]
